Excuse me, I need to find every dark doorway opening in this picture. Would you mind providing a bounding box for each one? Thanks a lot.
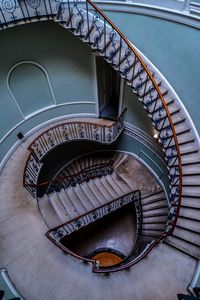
[96,56,122,120]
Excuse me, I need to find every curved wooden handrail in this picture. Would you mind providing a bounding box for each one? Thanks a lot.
[18,0,183,272]
[25,160,114,188]
[85,0,182,233]
[46,190,141,271]
[27,109,126,151]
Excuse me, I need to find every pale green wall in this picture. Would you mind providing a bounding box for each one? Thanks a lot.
[105,10,200,135]
[123,84,154,136]
[0,21,96,163]
[0,19,157,168]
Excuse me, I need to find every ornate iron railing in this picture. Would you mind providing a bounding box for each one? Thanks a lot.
[46,189,142,271]
[23,113,125,197]
[25,160,114,195]
[55,0,182,238]
[12,0,184,270]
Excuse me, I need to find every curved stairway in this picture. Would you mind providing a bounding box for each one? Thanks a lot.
[38,152,166,228]
[54,1,200,262]
[38,152,170,270]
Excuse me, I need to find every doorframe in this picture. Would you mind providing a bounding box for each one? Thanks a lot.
[92,52,124,118]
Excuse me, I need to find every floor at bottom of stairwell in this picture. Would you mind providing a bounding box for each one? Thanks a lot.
[0,128,197,300]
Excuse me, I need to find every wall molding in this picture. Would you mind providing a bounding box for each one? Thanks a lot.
[94,0,200,29]
[0,101,96,145]
[124,122,164,158]
[7,60,57,119]
[0,112,97,174]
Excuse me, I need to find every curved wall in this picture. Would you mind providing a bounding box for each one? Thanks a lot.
[0,20,155,167]
[102,9,200,135]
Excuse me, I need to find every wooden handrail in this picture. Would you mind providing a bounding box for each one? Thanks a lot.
[24,160,114,188]
[85,0,182,234]
[46,190,140,233]
[28,108,127,151]
[46,189,141,270]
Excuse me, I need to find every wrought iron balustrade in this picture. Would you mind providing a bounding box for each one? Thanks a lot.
[47,160,114,194]
[25,160,114,196]
[23,114,125,197]
[46,189,142,271]
[15,0,185,270]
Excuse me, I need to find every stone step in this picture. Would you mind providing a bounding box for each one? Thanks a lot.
[113,153,128,169]
[93,177,113,202]
[173,226,200,246]
[176,217,200,234]
[142,199,168,211]
[100,176,120,199]
[182,163,200,175]
[38,195,62,228]
[142,223,166,231]
[142,215,167,223]
[182,175,200,186]
[73,183,96,211]
[179,207,200,221]
[171,185,200,198]
[111,172,132,194]
[48,192,69,224]
[142,207,168,218]
[87,179,108,205]
[66,187,87,215]
[165,235,200,259]
[109,172,132,195]
[141,229,163,237]
[93,178,112,202]
[181,196,200,209]
[141,191,166,205]
[106,173,126,195]
[82,181,103,207]
[59,189,78,219]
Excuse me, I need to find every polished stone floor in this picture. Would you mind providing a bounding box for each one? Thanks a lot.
[0,119,197,300]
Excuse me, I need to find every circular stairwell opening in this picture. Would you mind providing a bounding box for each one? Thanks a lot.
[36,148,168,271]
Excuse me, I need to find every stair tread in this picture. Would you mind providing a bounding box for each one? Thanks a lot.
[74,183,96,211]
[59,189,78,219]
[165,235,200,259]
[48,192,69,223]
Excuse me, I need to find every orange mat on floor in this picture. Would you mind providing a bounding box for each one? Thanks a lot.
[92,252,123,267]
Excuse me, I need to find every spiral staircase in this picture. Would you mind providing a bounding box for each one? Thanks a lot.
[0,0,200,299]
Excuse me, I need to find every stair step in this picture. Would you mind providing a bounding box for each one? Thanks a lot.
[182,163,200,175]
[142,199,167,210]
[142,207,168,218]
[142,229,163,236]
[181,175,200,186]
[112,172,132,193]
[93,177,113,202]
[73,184,96,211]
[100,176,120,199]
[105,174,125,195]
[142,203,168,212]
[109,173,131,195]
[176,217,200,234]
[87,179,107,205]
[142,215,168,223]
[114,153,128,169]
[182,186,200,198]
[179,207,200,221]
[173,226,200,246]
[48,192,69,223]
[38,195,62,228]
[181,196,200,209]
[142,223,166,231]
[141,191,166,205]
[66,188,87,215]
[59,189,78,219]
[165,235,200,259]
